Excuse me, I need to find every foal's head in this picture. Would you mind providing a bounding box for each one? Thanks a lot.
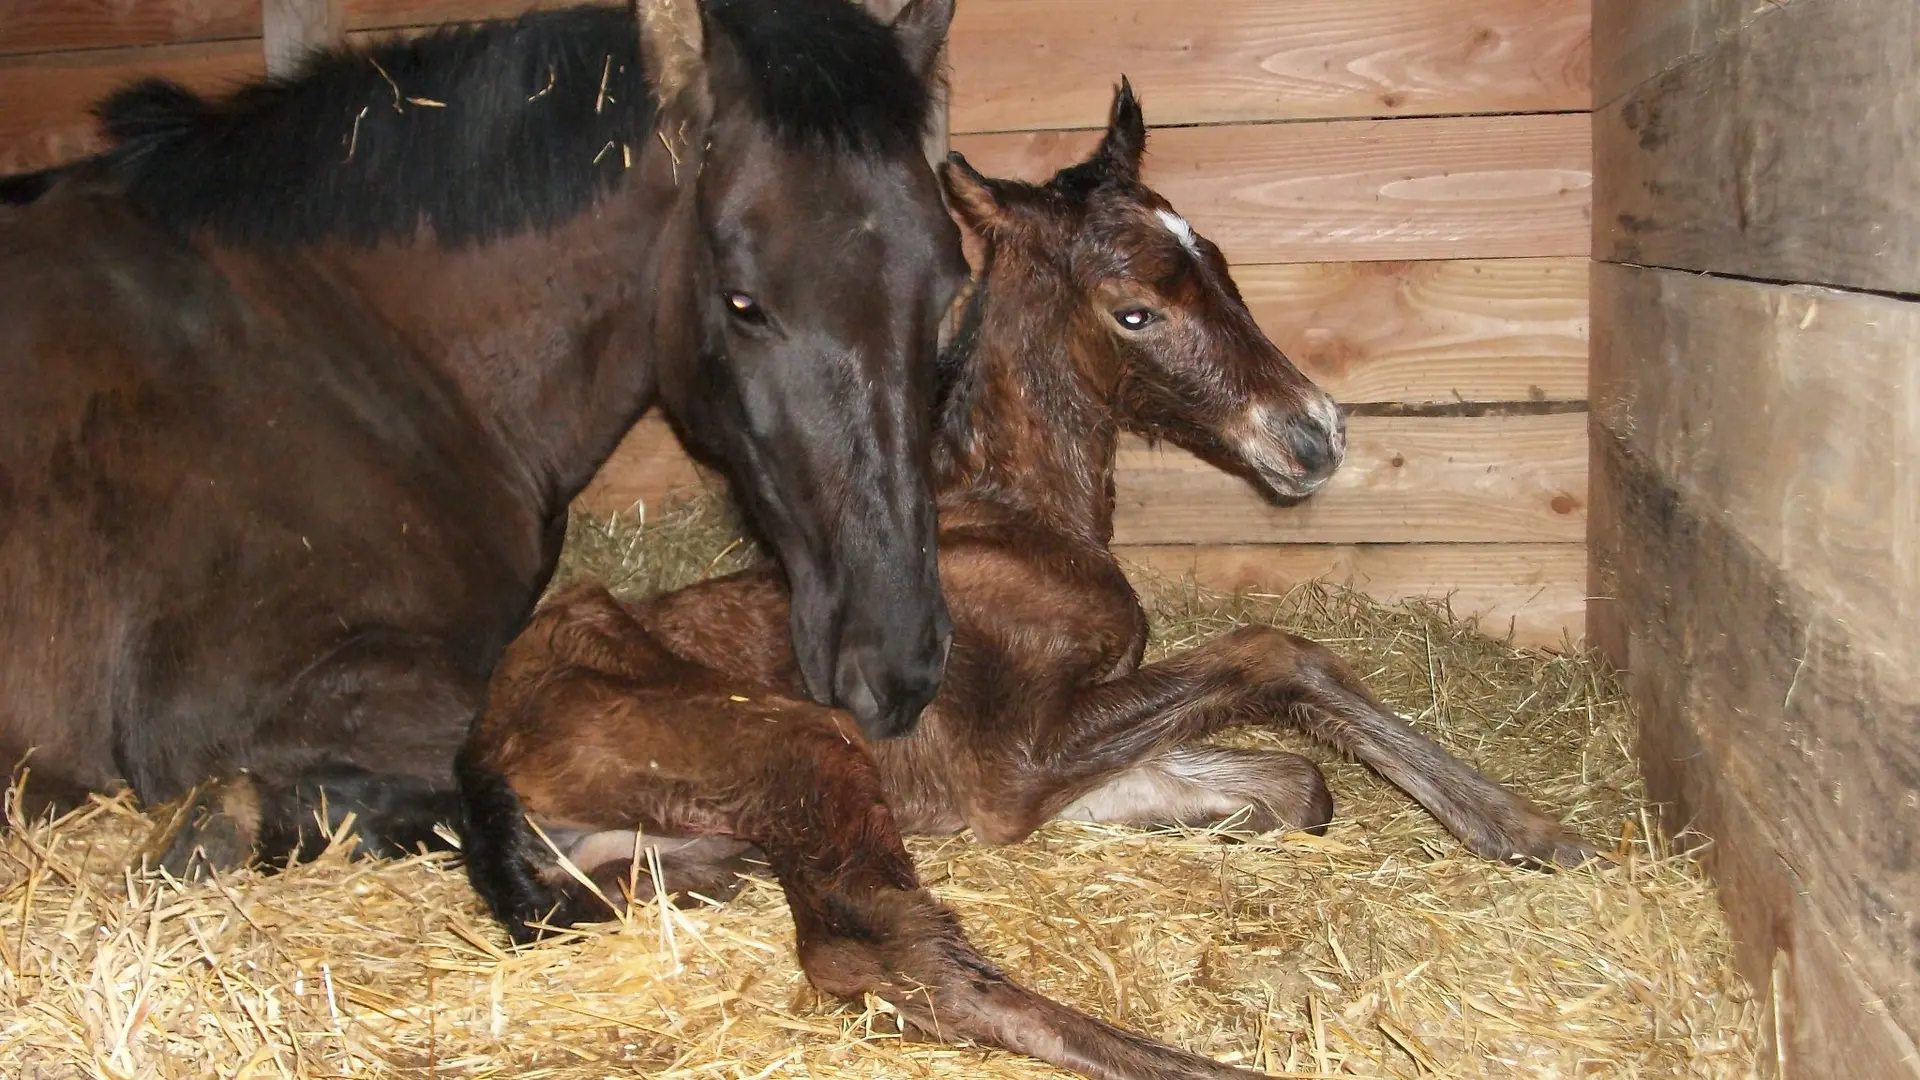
[942,81,1346,501]
[646,0,966,738]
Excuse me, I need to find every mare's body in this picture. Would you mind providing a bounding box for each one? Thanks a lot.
[458,85,1596,1080]
[0,0,965,871]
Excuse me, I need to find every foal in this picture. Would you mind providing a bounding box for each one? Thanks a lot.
[460,84,1596,1079]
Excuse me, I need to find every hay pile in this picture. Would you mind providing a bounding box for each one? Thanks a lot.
[1,499,1761,1079]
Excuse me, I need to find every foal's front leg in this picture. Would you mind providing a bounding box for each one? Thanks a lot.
[1011,625,1596,867]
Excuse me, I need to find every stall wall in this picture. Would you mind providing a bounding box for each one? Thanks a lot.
[1591,0,1920,1074]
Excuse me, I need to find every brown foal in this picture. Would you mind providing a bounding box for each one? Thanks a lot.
[459,82,1597,1080]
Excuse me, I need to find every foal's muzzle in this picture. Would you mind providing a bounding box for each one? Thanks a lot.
[1249,396,1348,499]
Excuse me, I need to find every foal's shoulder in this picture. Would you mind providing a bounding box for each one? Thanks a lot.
[938,514,1143,639]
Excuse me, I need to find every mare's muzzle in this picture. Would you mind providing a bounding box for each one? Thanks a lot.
[830,602,954,740]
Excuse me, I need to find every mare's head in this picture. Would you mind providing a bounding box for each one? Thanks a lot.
[645,0,965,739]
[941,81,1346,501]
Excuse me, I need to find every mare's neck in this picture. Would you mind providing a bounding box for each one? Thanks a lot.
[939,258,1122,547]
[314,151,694,516]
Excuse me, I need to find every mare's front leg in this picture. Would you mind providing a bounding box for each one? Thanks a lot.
[144,630,476,877]
[993,626,1596,867]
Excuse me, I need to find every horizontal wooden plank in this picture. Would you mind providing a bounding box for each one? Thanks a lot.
[1242,258,1587,404]
[344,0,581,31]
[1114,412,1586,544]
[0,0,583,56]
[955,112,1592,265]
[3,0,1589,128]
[1118,542,1585,649]
[1595,0,1920,294]
[947,0,1590,133]
[0,1,258,55]
[578,411,1589,546]
[1591,263,1916,655]
[0,41,264,173]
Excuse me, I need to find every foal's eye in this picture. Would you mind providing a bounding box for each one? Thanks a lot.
[724,291,765,324]
[1113,307,1160,331]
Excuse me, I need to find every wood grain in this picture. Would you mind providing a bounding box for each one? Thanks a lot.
[578,412,1589,546]
[955,112,1592,265]
[0,1,258,56]
[1119,543,1586,649]
[1595,0,1920,294]
[1591,0,1754,109]
[1590,263,1920,1072]
[1242,258,1587,404]
[1113,412,1586,545]
[0,42,264,173]
[946,0,1590,133]
[0,0,583,56]
[2,0,1590,124]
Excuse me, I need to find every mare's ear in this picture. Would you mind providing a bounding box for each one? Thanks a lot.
[638,0,713,128]
[1091,77,1147,181]
[940,152,1002,234]
[891,0,955,86]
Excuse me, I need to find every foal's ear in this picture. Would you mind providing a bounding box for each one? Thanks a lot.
[1092,77,1148,181]
[940,151,1002,232]
[891,0,956,86]
[637,0,711,123]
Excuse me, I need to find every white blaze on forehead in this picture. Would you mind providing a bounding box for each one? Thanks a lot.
[1154,209,1201,257]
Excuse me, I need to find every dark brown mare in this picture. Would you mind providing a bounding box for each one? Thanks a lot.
[456,84,1599,1080]
[0,0,967,874]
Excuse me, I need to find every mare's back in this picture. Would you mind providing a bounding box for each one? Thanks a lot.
[0,178,521,716]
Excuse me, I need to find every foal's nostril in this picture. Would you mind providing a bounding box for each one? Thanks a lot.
[1283,414,1339,477]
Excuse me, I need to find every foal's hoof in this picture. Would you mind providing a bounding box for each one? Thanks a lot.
[1473,811,1601,870]
[141,775,264,879]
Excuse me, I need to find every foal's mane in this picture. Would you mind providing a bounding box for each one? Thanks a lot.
[88,0,930,247]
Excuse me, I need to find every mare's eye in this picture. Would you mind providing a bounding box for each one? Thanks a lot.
[1113,307,1159,331]
[724,291,765,324]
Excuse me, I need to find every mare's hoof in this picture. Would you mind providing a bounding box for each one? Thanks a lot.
[141,775,264,879]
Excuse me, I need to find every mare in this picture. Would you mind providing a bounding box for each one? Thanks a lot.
[457,83,1597,1080]
[0,0,966,874]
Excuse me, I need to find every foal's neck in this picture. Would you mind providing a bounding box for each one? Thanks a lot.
[940,253,1123,548]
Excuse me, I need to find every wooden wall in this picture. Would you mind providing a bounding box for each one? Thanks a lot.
[0,0,1595,648]
[1592,1,1920,1075]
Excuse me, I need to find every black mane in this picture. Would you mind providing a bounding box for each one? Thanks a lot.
[87,0,929,247]
[703,0,928,155]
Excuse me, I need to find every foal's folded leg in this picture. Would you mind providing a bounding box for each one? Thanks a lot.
[1016,626,1596,867]
[714,715,1271,1080]
[1052,744,1334,838]
[471,681,1268,1080]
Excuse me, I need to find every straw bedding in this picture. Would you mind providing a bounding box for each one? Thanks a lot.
[1,498,1761,1079]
